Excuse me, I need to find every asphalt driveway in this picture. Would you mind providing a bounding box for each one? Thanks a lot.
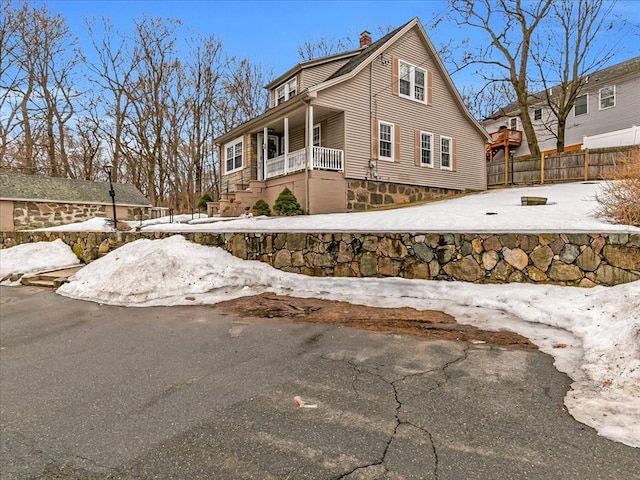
[1,286,638,479]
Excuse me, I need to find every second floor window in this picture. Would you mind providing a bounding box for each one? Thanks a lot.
[399,60,426,103]
[599,86,615,109]
[276,77,297,105]
[313,124,321,147]
[534,108,542,121]
[509,117,518,130]
[225,138,243,173]
[575,94,588,116]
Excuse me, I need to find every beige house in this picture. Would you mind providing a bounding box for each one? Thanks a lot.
[214,17,488,215]
[0,173,151,231]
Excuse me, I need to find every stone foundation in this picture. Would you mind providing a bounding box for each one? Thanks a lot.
[347,180,461,211]
[2,231,638,287]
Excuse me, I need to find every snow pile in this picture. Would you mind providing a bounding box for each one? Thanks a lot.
[0,239,81,284]
[57,235,288,305]
[33,217,113,232]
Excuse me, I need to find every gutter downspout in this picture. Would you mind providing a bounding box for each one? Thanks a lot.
[304,103,313,215]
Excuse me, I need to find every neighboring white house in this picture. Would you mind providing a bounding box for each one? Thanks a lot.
[484,56,640,160]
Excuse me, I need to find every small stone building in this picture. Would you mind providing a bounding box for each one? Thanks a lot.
[0,173,151,231]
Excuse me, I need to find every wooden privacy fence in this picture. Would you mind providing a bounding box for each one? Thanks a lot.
[487,145,638,187]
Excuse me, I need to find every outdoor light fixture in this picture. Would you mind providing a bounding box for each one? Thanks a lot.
[103,164,117,230]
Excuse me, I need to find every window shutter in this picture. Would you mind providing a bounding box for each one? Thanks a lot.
[392,57,399,96]
[452,138,458,171]
[321,121,327,147]
[372,117,379,160]
[414,130,421,166]
[427,71,433,106]
[394,124,401,162]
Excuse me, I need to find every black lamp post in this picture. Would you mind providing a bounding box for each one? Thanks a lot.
[103,165,117,230]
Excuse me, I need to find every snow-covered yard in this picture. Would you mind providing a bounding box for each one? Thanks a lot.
[1,182,638,448]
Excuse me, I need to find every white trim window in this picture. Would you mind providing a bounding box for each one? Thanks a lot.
[533,108,542,121]
[599,86,615,110]
[225,137,243,174]
[509,117,518,130]
[440,136,452,170]
[420,131,433,167]
[574,94,588,116]
[399,60,426,102]
[313,124,321,147]
[379,121,394,161]
[275,77,297,105]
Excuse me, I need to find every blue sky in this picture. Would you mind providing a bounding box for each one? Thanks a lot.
[36,0,640,88]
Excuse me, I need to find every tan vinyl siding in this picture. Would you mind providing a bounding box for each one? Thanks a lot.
[316,25,486,191]
[300,58,351,89]
[289,127,305,152]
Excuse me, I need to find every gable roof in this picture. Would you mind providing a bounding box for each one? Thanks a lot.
[214,17,489,144]
[487,56,640,119]
[0,173,151,206]
[309,17,488,139]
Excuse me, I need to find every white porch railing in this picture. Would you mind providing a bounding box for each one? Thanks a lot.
[264,146,344,179]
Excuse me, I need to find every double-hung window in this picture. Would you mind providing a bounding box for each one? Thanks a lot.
[599,86,615,110]
[440,136,452,170]
[574,94,588,116]
[312,124,321,147]
[420,132,433,167]
[379,121,394,160]
[534,108,542,121]
[225,138,243,173]
[399,60,426,103]
[275,77,297,105]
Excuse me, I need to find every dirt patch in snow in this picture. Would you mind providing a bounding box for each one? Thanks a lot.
[217,293,536,349]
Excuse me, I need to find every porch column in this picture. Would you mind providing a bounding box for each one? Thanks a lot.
[307,105,314,170]
[263,127,268,179]
[284,117,289,175]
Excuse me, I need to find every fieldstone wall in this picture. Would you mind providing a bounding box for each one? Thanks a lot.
[2,230,639,287]
[347,180,460,211]
[11,201,145,230]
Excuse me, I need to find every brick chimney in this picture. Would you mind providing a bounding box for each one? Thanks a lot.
[359,30,372,48]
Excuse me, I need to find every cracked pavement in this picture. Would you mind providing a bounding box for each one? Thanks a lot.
[2,286,639,479]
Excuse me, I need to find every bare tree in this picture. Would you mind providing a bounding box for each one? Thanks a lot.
[85,17,139,183]
[2,1,81,176]
[532,0,618,152]
[460,81,516,121]
[449,0,553,157]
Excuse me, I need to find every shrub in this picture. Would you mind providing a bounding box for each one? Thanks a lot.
[197,193,212,211]
[595,149,640,226]
[273,187,304,216]
[253,199,271,216]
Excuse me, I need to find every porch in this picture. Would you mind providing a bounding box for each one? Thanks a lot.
[265,146,344,179]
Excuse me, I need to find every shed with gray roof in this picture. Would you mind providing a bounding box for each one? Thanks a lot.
[0,173,151,231]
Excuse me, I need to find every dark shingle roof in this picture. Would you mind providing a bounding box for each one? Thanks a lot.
[0,173,151,206]
[326,20,411,81]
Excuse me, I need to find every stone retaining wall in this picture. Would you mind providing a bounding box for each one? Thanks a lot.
[2,231,639,286]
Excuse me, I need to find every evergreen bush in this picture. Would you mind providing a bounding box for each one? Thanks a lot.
[197,193,212,211]
[252,199,271,216]
[273,187,303,216]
